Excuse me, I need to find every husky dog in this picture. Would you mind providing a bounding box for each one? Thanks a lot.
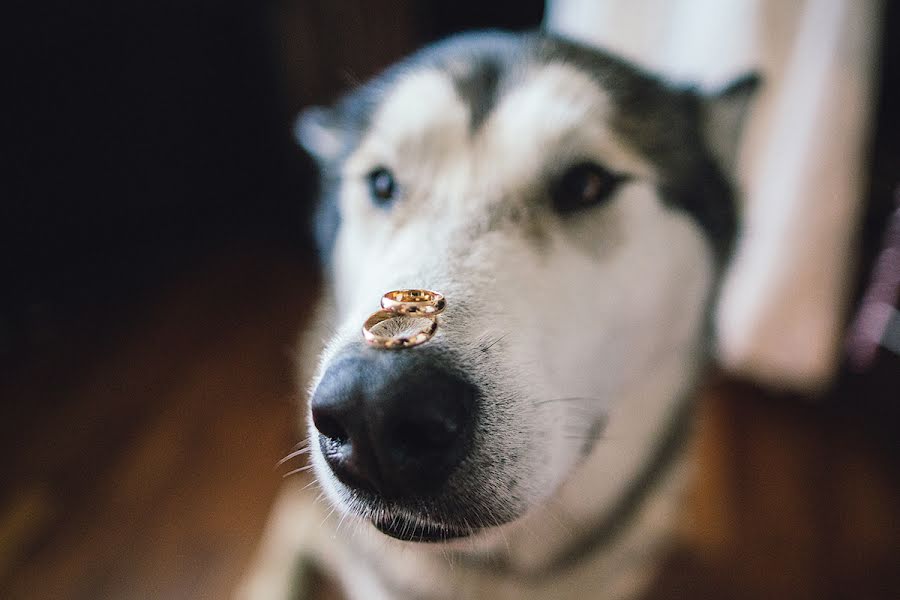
[240,31,756,600]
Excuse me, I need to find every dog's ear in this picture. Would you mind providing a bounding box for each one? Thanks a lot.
[294,106,343,163]
[702,73,761,173]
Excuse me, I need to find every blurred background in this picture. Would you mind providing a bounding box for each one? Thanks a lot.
[2,1,897,599]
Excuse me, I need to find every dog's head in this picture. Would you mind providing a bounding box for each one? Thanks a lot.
[296,32,756,544]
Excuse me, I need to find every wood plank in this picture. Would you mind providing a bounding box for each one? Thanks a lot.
[2,245,897,599]
[1,244,315,600]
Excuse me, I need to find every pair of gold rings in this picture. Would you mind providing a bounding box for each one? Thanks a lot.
[362,289,445,349]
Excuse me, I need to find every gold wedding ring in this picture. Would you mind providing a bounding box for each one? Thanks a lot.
[362,289,445,349]
[362,309,438,349]
[380,289,446,316]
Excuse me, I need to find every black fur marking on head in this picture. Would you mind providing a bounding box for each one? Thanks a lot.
[409,30,520,132]
[453,58,503,131]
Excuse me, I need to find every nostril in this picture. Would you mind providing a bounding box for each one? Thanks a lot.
[312,410,349,444]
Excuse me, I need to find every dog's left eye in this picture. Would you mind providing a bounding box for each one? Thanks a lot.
[551,162,625,214]
[367,167,397,206]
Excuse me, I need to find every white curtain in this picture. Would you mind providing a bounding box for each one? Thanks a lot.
[546,0,884,391]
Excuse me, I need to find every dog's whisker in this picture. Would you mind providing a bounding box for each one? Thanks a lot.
[479,332,510,353]
[289,438,310,451]
[319,504,338,529]
[487,508,511,555]
[335,506,352,536]
[282,464,315,478]
[275,445,311,467]
[298,478,319,493]
[533,396,603,406]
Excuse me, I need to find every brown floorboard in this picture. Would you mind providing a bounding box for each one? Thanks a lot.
[1,244,314,600]
[1,243,897,599]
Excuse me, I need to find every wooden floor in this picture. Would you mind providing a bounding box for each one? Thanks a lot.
[1,243,897,600]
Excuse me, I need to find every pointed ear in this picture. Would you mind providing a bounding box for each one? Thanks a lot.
[293,106,343,163]
[703,73,761,173]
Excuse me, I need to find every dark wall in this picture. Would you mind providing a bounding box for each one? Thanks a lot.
[6,0,894,379]
[5,1,310,361]
[3,0,544,366]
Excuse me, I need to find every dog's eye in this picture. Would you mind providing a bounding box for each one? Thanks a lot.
[551,162,625,214]
[367,167,397,206]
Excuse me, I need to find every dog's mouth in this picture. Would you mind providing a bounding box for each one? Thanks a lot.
[372,514,480,543]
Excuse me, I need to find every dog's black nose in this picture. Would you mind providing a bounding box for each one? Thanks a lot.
[311,351,476,498]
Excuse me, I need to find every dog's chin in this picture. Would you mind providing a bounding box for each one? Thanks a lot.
[372,514,479,543]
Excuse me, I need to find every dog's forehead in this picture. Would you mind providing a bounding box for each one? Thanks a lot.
[374,40,611,126]
[481,64,613,159]
[492,63,608,127]
[337,32,699,166]
[359,60,618,171]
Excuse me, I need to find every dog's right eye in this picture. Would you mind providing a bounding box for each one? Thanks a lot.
[367,167,397,207]
[551,162,625,215]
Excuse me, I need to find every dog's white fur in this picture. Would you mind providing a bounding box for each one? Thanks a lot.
[239,35,748,600]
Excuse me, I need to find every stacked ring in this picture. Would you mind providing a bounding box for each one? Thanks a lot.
[362,289,445,349]
[362,309,438,349]
[380,289,446,316]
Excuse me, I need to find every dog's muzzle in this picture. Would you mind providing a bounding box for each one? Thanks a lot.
[311,346,477,501]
